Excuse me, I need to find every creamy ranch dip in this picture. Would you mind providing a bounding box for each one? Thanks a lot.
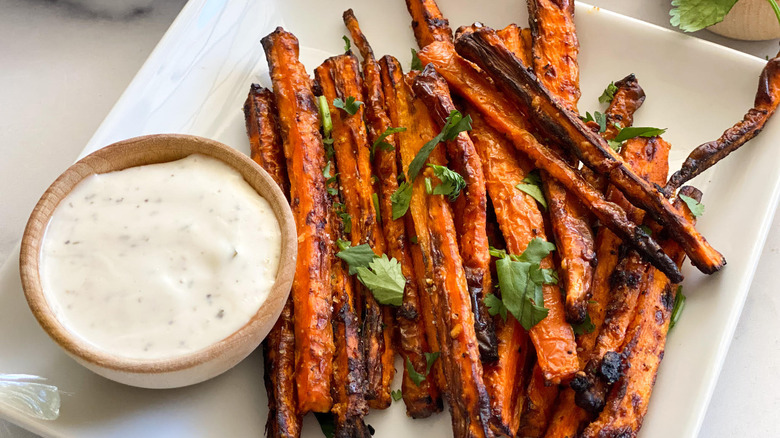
[39,154,281,360]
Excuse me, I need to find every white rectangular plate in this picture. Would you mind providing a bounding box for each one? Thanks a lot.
[2,1,779,437]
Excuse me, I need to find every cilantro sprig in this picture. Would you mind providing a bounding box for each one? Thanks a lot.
[669,286,686,330]
[487,238,558,330]
[342,35,351,52]
[582,111,607,134]
[572,313,596,335]
[679,194,705,217]
[411,48,423,71]
[333,96,363,116]
[607,126,667,152]
[405,352,440,387]
[336,243,405,306]
[317,95,335,153]
[428,164,466,201]
[515,169,547,210]
[371,126,406,158]
[390,110,472,218]
[598,82,618,104]
[670,0,780,33]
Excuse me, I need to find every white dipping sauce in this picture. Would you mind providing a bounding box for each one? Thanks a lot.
[39,154,281,360]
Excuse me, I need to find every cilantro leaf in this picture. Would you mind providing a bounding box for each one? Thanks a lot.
[598,82,619,104]
[333,202,352,234]
[670,0,738,32]
[336,243,376,275]
[391,181,413,220]
[517,237,556,264]
[424,351,440,375]
[607,139,623,152]
[516,169,547,210]
[314,412,336,438]
[424,177,433,194]
[336,239,351,251]
[356,255,405,306]
[428,164,466,201]
[484,293,508,321]
[372,192,381,224]
[612,126,667,143]
[407,110,472,182]
[572,313,595,335]
[679,194,705,217]
[371,126,406,158]
[640,224,653,236]
[411,48,423,71]
[391,389,403,401]
[333,96,363,116]
[342,35,351,52]
[669,285,686,330]
[317,95,333,138]
[406,356,426,386]
[492,238,557,330]
[594,111,607,133]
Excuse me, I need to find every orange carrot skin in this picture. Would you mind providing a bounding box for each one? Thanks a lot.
[518,365,560,438]
[343,10,443,417]
[381,55,493,438]
[405,0,453,48]
[581,190,698,437]
[412,66,498,363]
[315,54,395,410]
[244,85,301,437]
[261,28,333,414]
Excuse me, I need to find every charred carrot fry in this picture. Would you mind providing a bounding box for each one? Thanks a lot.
[417,39,682,284]
[581,188,699,437]
[323,151,371,437]
[517,365,560,438]
[527,0,580,108]
[573,136,671,414]
[405,0,452,48]
[468,111,536,436]
[314,54,394,410]
[381,54,493,438]
[454,27,724,277]
[261,28,333,414]
[666,54,780,193]
[526,0,596,325]
[467,105,578,384]
[544,79,650,437]
[244,85,301,438]
[343,9,442,417]
[412,66,498,363]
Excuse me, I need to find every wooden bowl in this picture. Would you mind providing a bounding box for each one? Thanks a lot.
[708,0,780,41]
[19,134,296,389]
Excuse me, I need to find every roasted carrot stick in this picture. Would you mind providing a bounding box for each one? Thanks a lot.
[244,85,301,438]
[454,27,724,277]
[416,40,682,285]
[544,77,648,438]
[405,0,452,48]
[261,28,333,414]
[517,365,560,438]
[573,135,672,413]
[342,9,442,417]
[526,0,596,325]
[666,54,780,193]
[468,110,537,436]
[581,187,698,437]
[322,148,371,437]
[381,54,493,438]
[412,66,498,363]
[314,54,394,410]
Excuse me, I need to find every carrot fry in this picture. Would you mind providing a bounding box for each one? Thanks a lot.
[573,136,671,414]
[526,1,595,325]
[581,187,699,437]
[416,40,683,285]
[412,66,499,363]
[666,55,780,193]
[244,85,301,438]
[405,0,453,48]
[543,78,648,438]
[468,105,578,385]
[342,9,442,417]
[454,27,724,277]
[261,28,334,414]
[518,364,560,438]
[322,148,371,437]
[314,54,394,410]
[380,54,493,438]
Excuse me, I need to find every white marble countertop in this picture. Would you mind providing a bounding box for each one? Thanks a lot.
[1,0,778,436]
